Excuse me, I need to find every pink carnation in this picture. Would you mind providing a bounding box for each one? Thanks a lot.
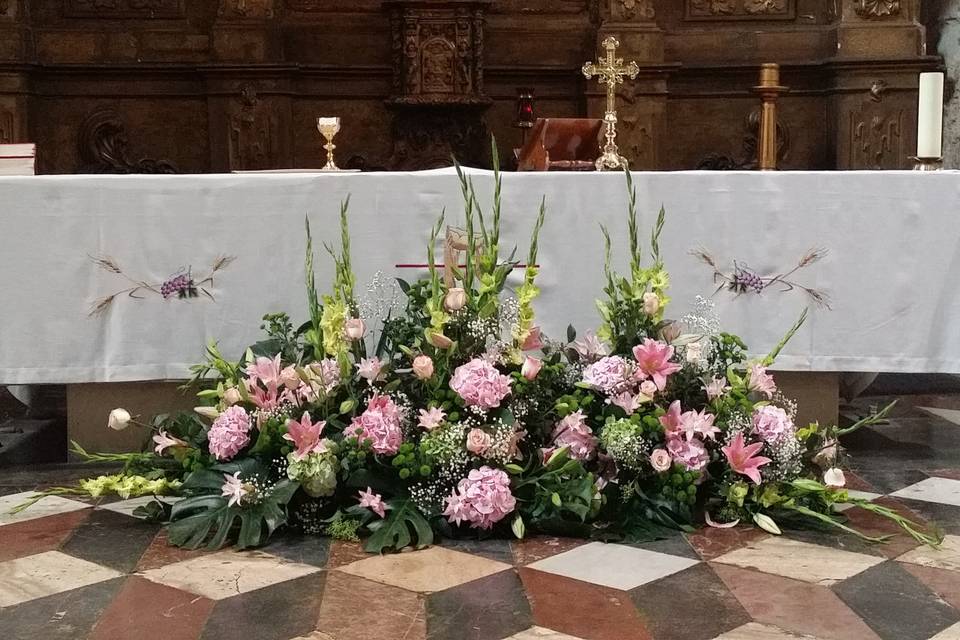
[551,410,598,462]
[208,406,252,461]
[752,405,795,443]
[350,394,404,455]
[666,436,709,471]
[443,466,517,530]
[450,359,512,410]
[582,356,631,394]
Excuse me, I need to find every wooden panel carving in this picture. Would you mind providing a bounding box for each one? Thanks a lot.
[64,0,185,19]
[227,83,281,171]
[849,107,904,169]
[685,0,794,20]
[697,108,790,170]
[218,0,275,19]
[77,109,178,173]
[854,0,900,19]
[607,0,656,22]
[0,108,13,143]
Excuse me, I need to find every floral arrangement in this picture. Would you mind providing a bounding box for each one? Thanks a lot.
[38,142,940,553]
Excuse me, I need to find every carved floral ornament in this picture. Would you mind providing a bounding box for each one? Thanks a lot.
[854,0,900,19]
[686,0,790,18]
[615,0,655,21]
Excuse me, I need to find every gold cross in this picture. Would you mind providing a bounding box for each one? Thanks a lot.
[583,36,640,171]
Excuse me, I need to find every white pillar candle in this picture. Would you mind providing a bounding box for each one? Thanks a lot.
[917,72,944,159]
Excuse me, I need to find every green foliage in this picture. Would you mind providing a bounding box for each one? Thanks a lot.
[167,461,299,550]
[363,498,434,553]
[514,448,599,528]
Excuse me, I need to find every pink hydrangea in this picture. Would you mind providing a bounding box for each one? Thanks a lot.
[752,405,795,443]
[449,359,512,410]
[582,356,631,394]
[350,394,404,455]
[551,410,598,461]
[208,406,252,461]
[666,436,709,471]
[443,466,517,530]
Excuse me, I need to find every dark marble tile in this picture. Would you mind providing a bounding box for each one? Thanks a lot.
[900,563,960,611]
[261,533,331,567]
[781,525,888,559]
[0,576,127,640]
[629,564,749,640]
[712,563,881,640]
[0,508,91,562]
[88,576,214,640]
[426,568,531,640]
[685,526,767,561]
[317,570,426,640]
[890,498,960,536]
[832,560,960,640]
[625,532,700,560]
[200,572,326,640]
[61,508,160,572]
[519,567,652,640]
[844,465,928,495]
[441,537,515,565]
[511,536,587,566]
[325,540,369,569]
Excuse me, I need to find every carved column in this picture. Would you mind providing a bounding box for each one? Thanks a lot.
[383,0,493,170]
[589,0,671,170]
[829,0,936,169]
[0,0,29,148]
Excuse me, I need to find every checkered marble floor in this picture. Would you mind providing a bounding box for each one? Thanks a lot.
[2,395,960,640]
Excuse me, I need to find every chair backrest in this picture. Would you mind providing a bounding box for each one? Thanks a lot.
[0,143,37,175]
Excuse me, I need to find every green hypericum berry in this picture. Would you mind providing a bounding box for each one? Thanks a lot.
[448,412,460,422]
[671,474,684,487]
[392,456,404,467]
[420,465,432,476]
[686,485,697,496]
[663,486,674,497]
[399,468,411,479]
[686,494,697,505]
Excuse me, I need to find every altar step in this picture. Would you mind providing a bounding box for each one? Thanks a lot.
[0,418,67,466]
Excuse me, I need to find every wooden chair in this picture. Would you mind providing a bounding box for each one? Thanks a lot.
[515,119,603,171]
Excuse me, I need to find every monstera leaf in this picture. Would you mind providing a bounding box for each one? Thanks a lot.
[166,461,299,550]
[363,498,434,554]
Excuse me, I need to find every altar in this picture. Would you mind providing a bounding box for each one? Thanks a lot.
[2,169,959,446]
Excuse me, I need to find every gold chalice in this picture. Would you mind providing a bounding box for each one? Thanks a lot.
[317,117,342,171]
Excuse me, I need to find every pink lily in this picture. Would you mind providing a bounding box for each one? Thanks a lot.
[283,411,329,460]
[632,338,682,391]
[678,408,720,441]
[521,326,543,351]
[358,487,390,518]
[722,432,772,485]
[152,429,187,455]
[245,354,282,388]
[659,400,684,438]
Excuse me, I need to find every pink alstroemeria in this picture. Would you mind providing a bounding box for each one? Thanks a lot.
[659,400,684,438]
[418,407,446,430]
[610,391,642,415]
[283,411,329,460]
[245,354,282,388]
[632,338,682,391]
[521,326,543,351]
[572,331,610,361]
[358,487,390,518]
[357,357,383,382]
[678,408,720,442]
[152,429,187,455]
[748,364,777,399]
[721,432,772,485]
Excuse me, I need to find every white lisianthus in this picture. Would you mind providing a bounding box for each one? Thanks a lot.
[107,408,131,431]
[823,468,846,488]
[223,387,242,405]
[642,292,660,315]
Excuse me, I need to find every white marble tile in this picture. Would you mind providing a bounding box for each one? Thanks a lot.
[0,550,122,607]
[139,549,320,600]
[505,626,586,640]
[930,621,960,640]
[336,545,511,593]
[714,622,823,639]
[891,477,960,507]
[920,407,960,426]
[897,534,960,572]
[526,541,699,591]
[712,537,883,586]
[98,495,182,518]
[835,490,883,512]
[0,491,91,527]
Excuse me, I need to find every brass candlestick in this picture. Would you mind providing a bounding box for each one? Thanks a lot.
[317,117,342,171]
[754,64,787,171]
[583,37,639,171]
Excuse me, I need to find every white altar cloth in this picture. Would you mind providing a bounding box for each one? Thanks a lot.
[1,169,958,384]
